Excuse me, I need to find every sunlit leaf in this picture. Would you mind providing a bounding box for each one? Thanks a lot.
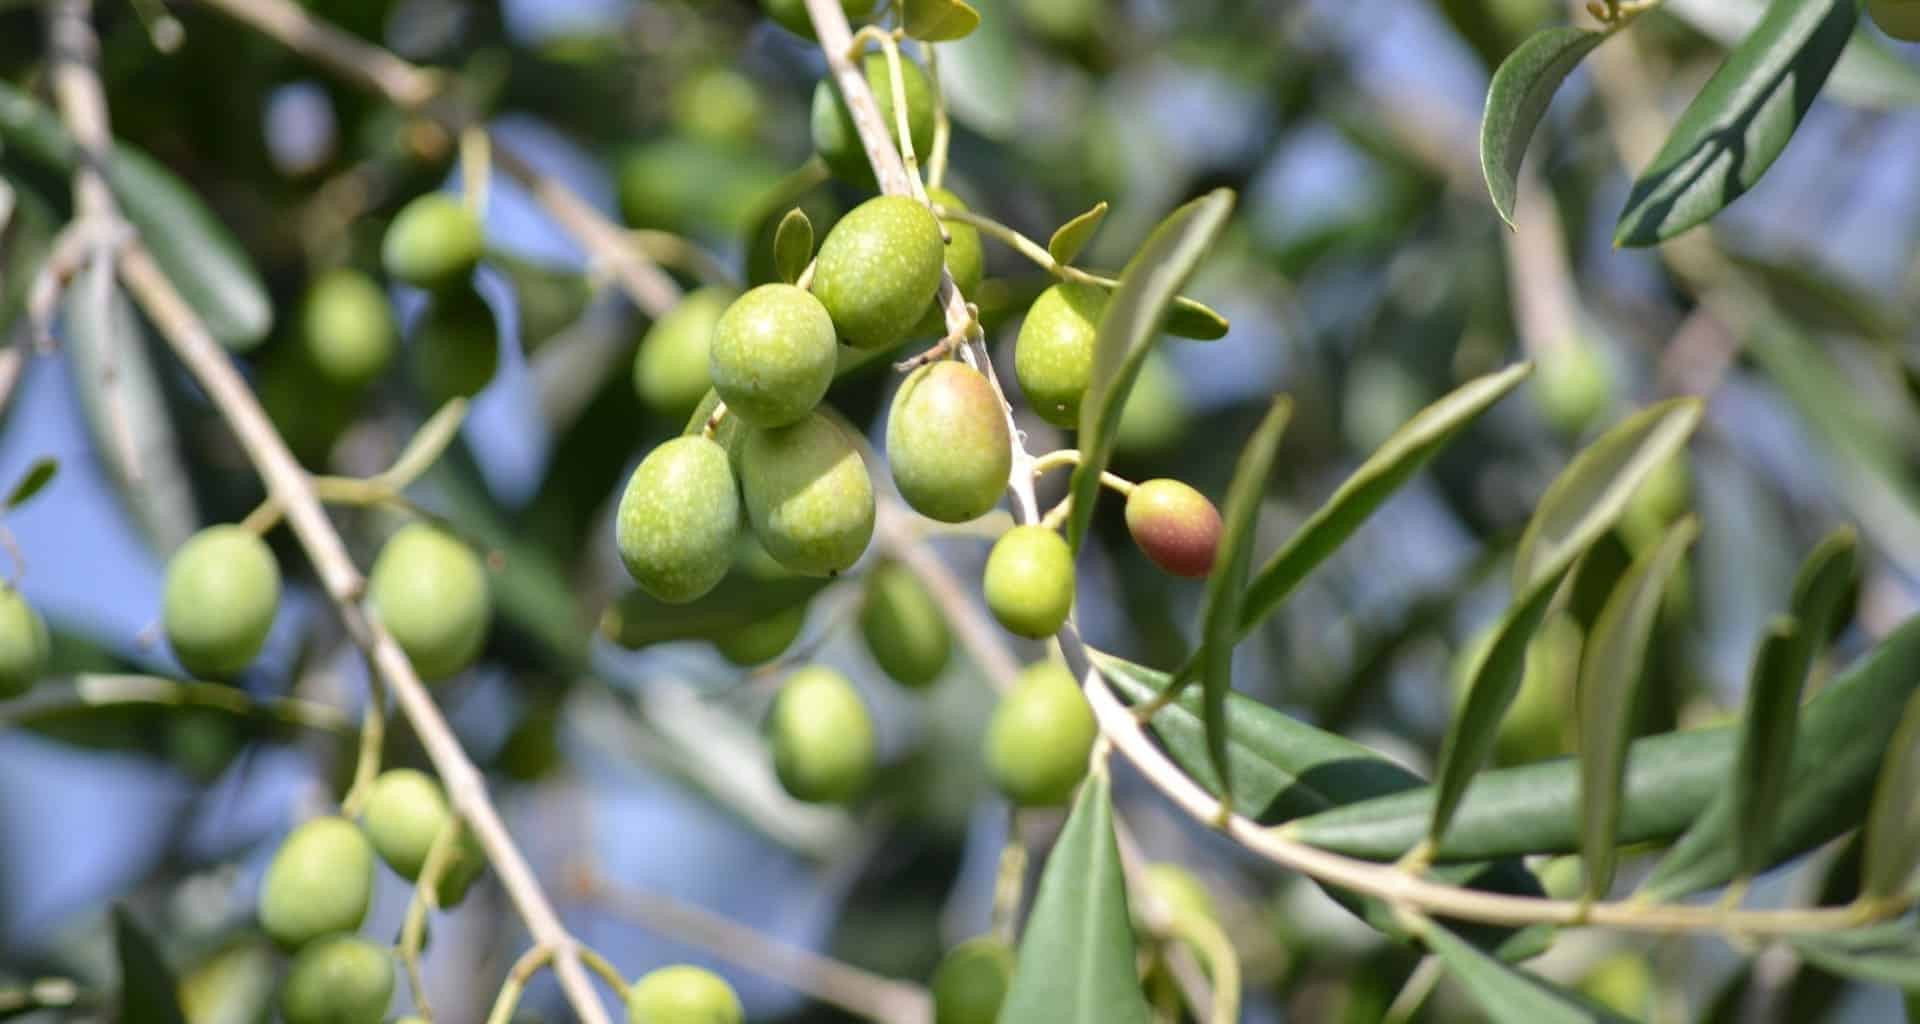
[773,208,813,286]
[1481,27,1611,226]
[902,0,982,42]
[1048,201,1109,265]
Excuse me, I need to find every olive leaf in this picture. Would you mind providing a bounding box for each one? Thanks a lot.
[1418,915,1628,1023]
[902,0,982,42]
[601,573,828,650]
[1195,396,1291,812]
[4,457,57,511]
[1614,0,1858,246]
[1162,296,1231,340]
[999,770,1152,1024]
[1048,201,1109,265]
[1068,188,1235,551]
[1238,363,1530,637]
[113,906,187,1024]
[1787,919,1920,992]
[1663,0,1920,111]
[1481,26,1612,226]
[1862,687,1920,901]
[773,208,813,286]
[1577,517,1697,899]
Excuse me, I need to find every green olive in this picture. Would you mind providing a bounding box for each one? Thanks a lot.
[715,601,809,666]
[709,284,839,428]
[1143,863,1216,925]
[810,54,934,187]
[164,525,281,679]
[768,665,876,804]
[1014,283,1105,428]
[1533,339,1614,435]
[616,137,784,237]
[1124,479,1222,579]
[984,661,1097,806]
[669,66,764,147]
[625,964,744,1024]
[300,268,395,388]
[368,524,491,681]
[931,937,1015,1024]
[279,935,393,1024]
[410,284,500,404]
[910,186,986,338]
[982,526,1074,638]
[1576,952,1656,1020]
[888,361,1011,523]
[811,196,946,350]
[0,587,50,698]
[635,288,735,418]
[258,816,374,949]
[617,436,742,603]
[858,561,951,689]
[1871,0,1920,40]
[1114,350,1190,456]
[740,413,876,577]
[381,193,482,292]
[358,769,486,906]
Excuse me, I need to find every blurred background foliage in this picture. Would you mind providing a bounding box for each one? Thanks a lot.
[2,0,1919,1020]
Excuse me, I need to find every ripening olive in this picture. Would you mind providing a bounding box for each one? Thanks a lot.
[617,437,742,603]
[910,186,985,338]
[715,601,809,666]
[368,524,491,681]
[931,937,1015,1024]
[258,816,374,949]
[636,288,735,418]
[0,587,50,698]
[382,194,482,292]
[359,769,487,906]
[669,66,764,147]
[859,562,951,689]
[1114,350,1190,456]
[810,54,934,186]
[626,964,744,1024]
[708,284,838,428]
[1533,339,1614,435]
[982,526,1074,638]
[768,665,876,804]
[279,935,393,1024]
[888,362,1011,523]
[164,525,281,679]
[1125,479,1222,579]
[410,284,500,404]
[1872,0,1920,41]
[301,269,395,388]
[984,662,1097,806]
[741,413,876,577]
[1014,283,1105,429]
[811,196,946,350]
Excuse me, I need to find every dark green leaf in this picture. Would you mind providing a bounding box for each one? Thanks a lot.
[902,0,982,42]
[1000,771,1152,1024]
[1578,517,1697,899]
[1863,689,1920,901]
[1289,617,1920,865]
[1481,27,1611,226]
[601,573,828,649]
[1614,0,1858,246]
[773,208,813,286]
[1419,916,1625,1023]
[1196,397,1292,811]
[114,906,187,1024]
[1068,189,1235,550]
[1787,918,1920,991]
[4,457,57,511]
[1239,363,1530,636]
[1048,201,1109,265]
[1513,398,1704,594]
[1163,296,1230,340]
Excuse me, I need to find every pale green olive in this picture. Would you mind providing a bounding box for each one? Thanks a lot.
[740,413,876,577]
[887,361,1011,523]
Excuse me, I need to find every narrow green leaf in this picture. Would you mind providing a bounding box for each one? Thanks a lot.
[1787,918,1920,991]
[113,906,187,1024]
[384,399,469,490]
[1419,917,1625,1023]
[1481,27,1611,226]
[1048,201,1109,265]
[1614,0,1858,246]
[601,574,828,649]
[1296,617,1920,871]
[1513,398,1704,594]
[1197,397,1292,811]
[1664,0,1920,110]
[4,457,57,511]
[1000,771,1152,1024]
[902,0,982,41]
[1068,189,1235,550]
[1239,363,1530,636]
[1787,527,1860,654]
[1577,517,1698,899]
[1429,568,1568,847]
[773,208,813,286]
[1863,689,1920,901]
[1163,296,1231,341]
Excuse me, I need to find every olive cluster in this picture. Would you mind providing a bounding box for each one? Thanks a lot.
[158,520,490,683]
[258,770,485,1024]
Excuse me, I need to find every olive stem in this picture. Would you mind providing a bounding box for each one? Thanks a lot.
[338,649,386,818]
[576,945,631,999]
[891,312,978,373]
[875,34,933,209]
[629,230,740,290]
[459,125,491,220]
[396,818,466,1020]
[1028,449,1136,496]
[925,45,951,190]
[1163,908,1241,1024]
[931,204,1196,302]
[701,401,731,441]
[482,944,554,1024]
[1380,956,1443,1024]
[796,258,817,290]
[989,819,1028,944]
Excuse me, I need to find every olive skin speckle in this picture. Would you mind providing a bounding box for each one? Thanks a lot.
[617,436,742,604]
[887,361,1011,524]
[810,196,946,350]
[709,284,838,428]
